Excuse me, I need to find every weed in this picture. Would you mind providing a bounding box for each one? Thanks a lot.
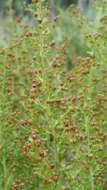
[0,1,107,190]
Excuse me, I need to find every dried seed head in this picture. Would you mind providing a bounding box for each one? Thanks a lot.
[31,131,37,140]
[35,139,43,146]
[49,162,55,169]
[36,155,43,162]
[51,174,59,181]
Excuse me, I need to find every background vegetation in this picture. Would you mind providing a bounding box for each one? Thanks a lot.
[0,0,107,190]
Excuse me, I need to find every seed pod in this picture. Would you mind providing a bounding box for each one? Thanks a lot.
[31,131,37,140]
[35,139,43,146]
[51,174,59,181]
[36,155,43,162]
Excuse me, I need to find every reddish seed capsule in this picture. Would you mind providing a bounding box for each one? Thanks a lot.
[28,98,34,104]
[49,163,55,169]
[71,96,77,102]
[31,131,37,140]
[36,155,43,162]
[51,174,59,181]
[35,139,43,146]
[39,151,45,157]
[27,142,32,148]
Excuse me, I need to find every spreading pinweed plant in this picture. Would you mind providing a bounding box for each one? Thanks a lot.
[0,0,107,190]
